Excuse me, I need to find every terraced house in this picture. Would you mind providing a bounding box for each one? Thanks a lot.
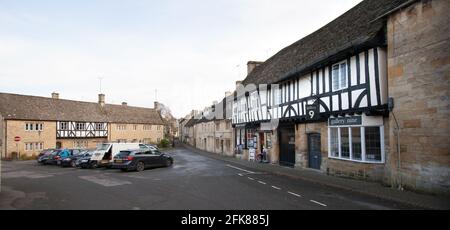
[231,0,449,194]
[0,92,165,158]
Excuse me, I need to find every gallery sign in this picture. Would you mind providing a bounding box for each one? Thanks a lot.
[329,116,362,126]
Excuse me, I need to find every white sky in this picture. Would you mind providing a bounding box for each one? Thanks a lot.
[0,0,362,118]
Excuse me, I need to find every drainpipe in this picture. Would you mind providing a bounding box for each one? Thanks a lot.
[388,96,403,191]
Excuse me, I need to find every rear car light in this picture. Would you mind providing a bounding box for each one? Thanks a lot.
[126,156,133,161]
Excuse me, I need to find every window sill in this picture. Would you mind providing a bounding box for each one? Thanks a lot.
[328,156,384,164]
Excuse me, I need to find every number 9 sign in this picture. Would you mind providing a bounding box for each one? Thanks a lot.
[306,104,319,120]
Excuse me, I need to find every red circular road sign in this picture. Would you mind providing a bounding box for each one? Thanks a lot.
[14,136,21,142]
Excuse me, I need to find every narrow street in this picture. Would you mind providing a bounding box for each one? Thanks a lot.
[0,146,419,210]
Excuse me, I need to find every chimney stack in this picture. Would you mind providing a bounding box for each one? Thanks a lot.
[236,80,243,89]
[247,61,263,75]
[51,92,59,99]
[122,102,127,106]
[98,94,105,107]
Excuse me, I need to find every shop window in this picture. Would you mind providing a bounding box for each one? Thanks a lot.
[330,128,339,157]
[365,127,381,161]
[340,128,350,158]
[329,126,383,163]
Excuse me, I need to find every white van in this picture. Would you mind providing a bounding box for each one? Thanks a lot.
[90,143,140,168]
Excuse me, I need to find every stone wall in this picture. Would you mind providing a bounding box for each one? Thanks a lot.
[387,0,450,194]
[108,123,164,145]
[5,120,56,158]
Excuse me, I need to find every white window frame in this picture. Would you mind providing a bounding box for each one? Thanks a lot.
[328,125,385,164]
[332,60,348,91]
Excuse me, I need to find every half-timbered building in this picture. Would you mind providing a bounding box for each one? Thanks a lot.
[232,0,450,194]
[0,92,165,158]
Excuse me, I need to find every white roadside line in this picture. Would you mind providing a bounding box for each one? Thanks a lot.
[247,177,255,180]
[310,200,327,207]
[287,191,302,198]
[226,164,255,174]
[258,181,267,185]
[238,173,243,177]
[271,186,281,190]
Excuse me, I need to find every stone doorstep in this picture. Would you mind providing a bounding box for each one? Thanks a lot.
[181,144,449,210]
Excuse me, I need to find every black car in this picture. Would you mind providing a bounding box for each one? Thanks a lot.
[60,150,91,167]
[37,149,57,164]
[111,149,173,172]
[75,151,94,168]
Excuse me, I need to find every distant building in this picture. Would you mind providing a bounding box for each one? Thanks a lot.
[0,92,165,158]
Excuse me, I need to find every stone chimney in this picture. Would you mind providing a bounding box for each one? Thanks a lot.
[51,92,59,99]
[247,61,263,75]
[122,102,127,106]
[98,94,105,107]
[236,80,243,89]
[154,101,160,110]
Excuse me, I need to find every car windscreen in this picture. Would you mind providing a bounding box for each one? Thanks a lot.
[97,144,110,151]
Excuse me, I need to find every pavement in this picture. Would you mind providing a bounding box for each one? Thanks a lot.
[0,146,446,210]
[182,144,450,210]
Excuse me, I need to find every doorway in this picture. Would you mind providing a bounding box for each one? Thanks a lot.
[279,125,296,167]
[56,141,62,149]
[308,133,321,170]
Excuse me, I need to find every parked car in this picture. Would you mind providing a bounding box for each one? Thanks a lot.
[111,149,173,172]
[37,149,57,164]
[76,151,94,168]
[139,144,159,151]
[45,149,83,165]
[89,143,140,168]
[60,149,92,167]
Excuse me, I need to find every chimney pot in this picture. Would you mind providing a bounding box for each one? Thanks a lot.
[247,61,263,75]
[51,92,59,99]
[122,102,127,106]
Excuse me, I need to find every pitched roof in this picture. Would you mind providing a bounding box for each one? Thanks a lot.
[242,0,409,85]
[0,92,165,124]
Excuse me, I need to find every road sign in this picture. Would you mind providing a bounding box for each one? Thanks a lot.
[14,136,21,142]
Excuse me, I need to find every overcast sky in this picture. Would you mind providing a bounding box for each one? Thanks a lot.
[0,0,362,118]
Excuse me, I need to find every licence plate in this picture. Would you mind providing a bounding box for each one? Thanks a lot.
[81,159,88,163]
[115,160,122,163]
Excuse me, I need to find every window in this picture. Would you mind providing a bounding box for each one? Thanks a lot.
[157,138,161,143]
[340,128,350,158]
[143,125,151,130]
[329,126,383,163]
[74,141,88,148]
[60,122,68,130]
[25,142,43,151]
[365,127,381,161]
[351,127,362,160]
[25,123,43,131]
[330,128,339,157]
[332,61,347,91]
[76,122,86,130]
[133,125,138,130]
[95,123,104,130]
[116,124,126,130]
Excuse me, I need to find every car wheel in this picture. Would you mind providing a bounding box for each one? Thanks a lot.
[90,162,98,169]
[136,162,145,172]
[165,159,173,167]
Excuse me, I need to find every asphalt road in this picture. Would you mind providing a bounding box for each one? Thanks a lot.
[0,147,418,210]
